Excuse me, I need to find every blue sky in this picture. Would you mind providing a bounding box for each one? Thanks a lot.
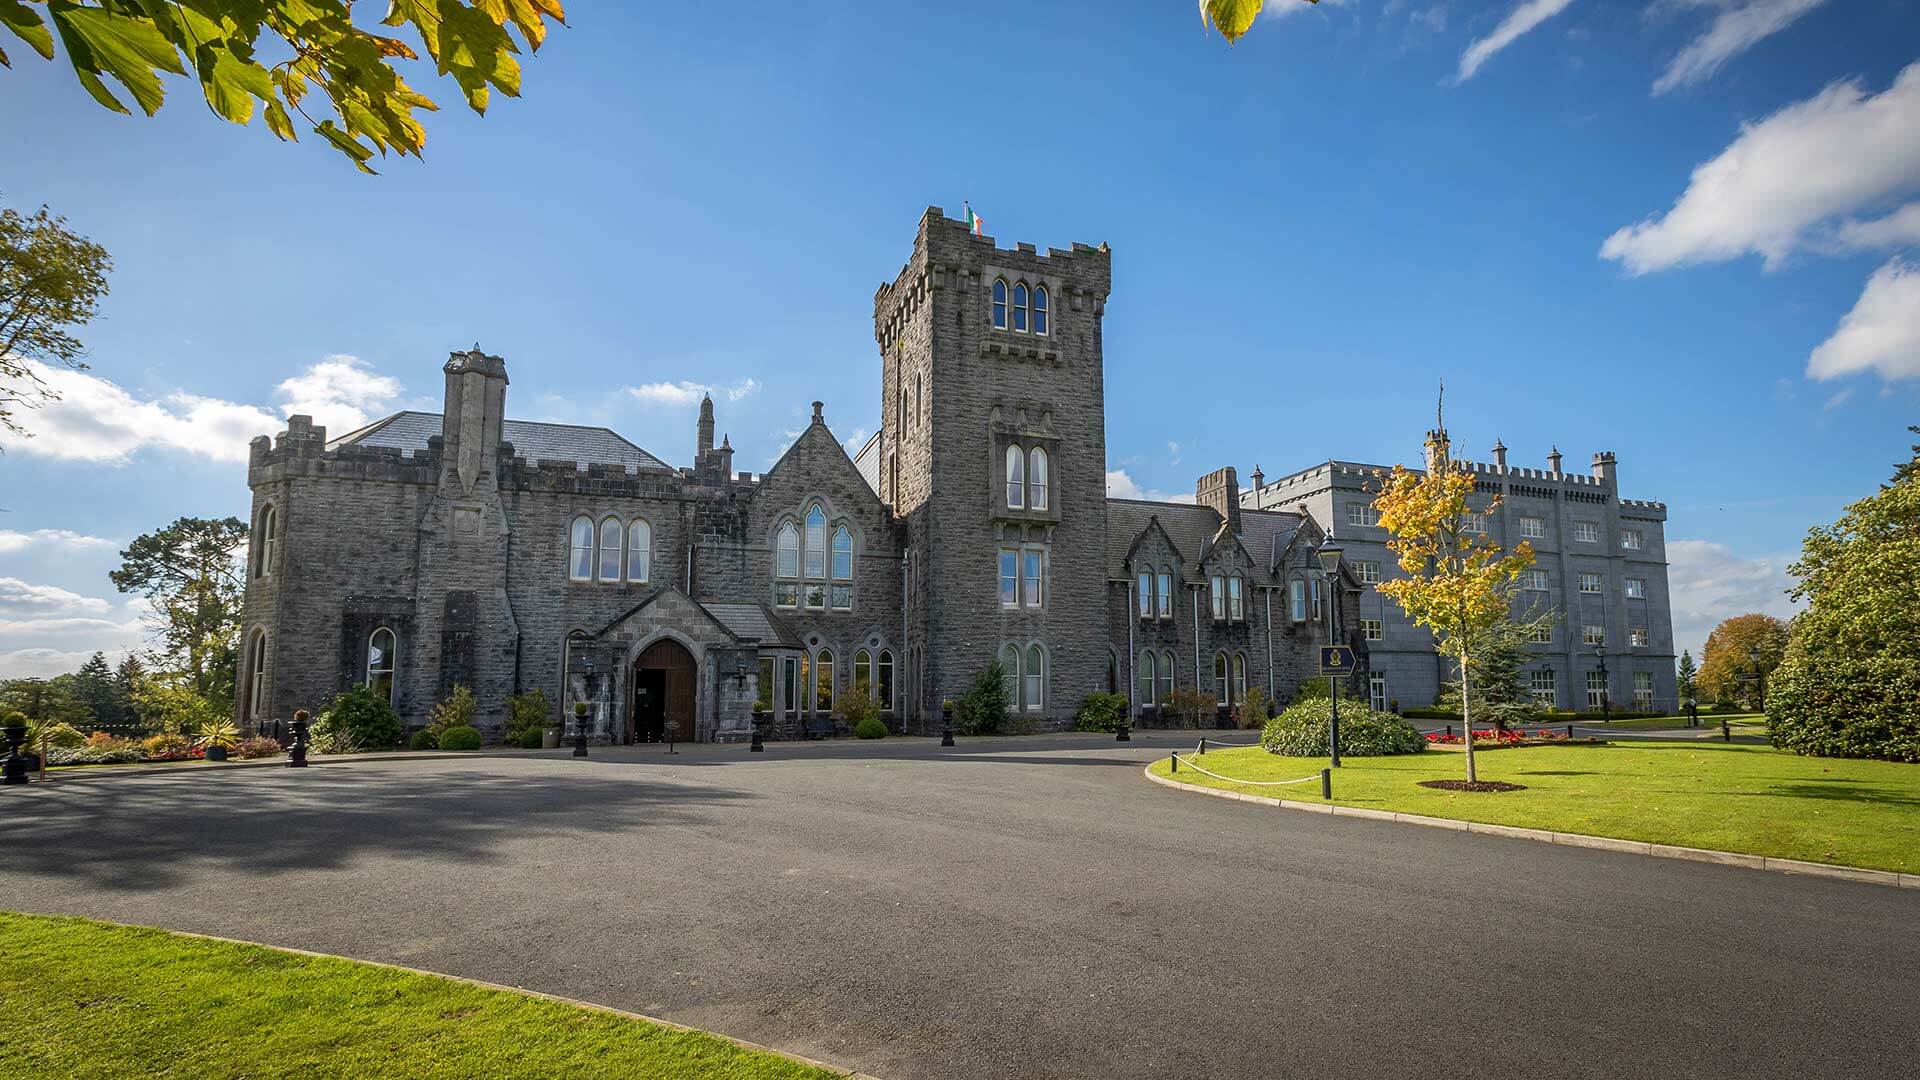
[1,0,1916,675]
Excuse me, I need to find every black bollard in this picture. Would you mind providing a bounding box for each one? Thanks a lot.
[2,722,30,785]
[1198,737,1207,756]
[750,707,766,752]
[1321,768,1332,800]
[1566,723,1574,740]
[1170,753,1178,773]
[941,704,956,747]
[1116,714,1131,742]
[1446,724,1453,738]
[1721,717,1731,743]
[287,711,309,768]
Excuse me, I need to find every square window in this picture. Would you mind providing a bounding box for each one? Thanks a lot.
[1625,578,1646,599]
[803,584,826,610]
[831,584,852,611]
[1000,549,1019,608]
[1522,569,1549,591]
[1023,550,1045,608]
[1579,573,1603,594]
[775,582,798,608]
[1519,516,1545,539]
[1356,560,1381,585]
[1621,529,1644,551]
[1361,618,1383,641]
[1574,521,1600,544]
[1462,512,1488,535]
[1583,625,1605,646]
[1630,626,1649,647]
[1529,623,1553,644]
[1529,670,1556,707]
[1346,503,1378,528]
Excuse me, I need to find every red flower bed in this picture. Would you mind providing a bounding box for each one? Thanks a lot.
[1425,728,1574,747]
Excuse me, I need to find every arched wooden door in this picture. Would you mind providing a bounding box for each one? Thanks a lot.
[634,639,697,743]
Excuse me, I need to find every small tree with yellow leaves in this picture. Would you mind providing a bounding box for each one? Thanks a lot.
[1372,426,1536,784]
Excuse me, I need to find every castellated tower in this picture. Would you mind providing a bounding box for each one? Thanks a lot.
[873,208,1112,725]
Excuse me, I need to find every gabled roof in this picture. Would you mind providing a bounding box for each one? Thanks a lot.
[328,410,672,471]
[851,430,883,496]
[1106,498,1305,583]
[700,603,802,648]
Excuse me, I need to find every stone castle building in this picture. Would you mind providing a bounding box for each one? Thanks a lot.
[236,208,1674,741]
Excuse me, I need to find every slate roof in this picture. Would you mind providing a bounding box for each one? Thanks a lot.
[699,603,801,648]
[329,410,672,471]
[851,430,883,496]
[1105,498,1305,583]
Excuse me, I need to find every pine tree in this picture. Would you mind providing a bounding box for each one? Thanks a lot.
[1676,651,1697,705]
[73,651,118,726]
[114,654,147,728]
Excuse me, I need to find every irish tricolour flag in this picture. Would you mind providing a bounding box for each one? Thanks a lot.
[965,204,985,236]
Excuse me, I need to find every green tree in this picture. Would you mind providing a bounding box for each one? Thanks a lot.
[71,651,120,725]
[1676,651,1697,705]
[1372,420,1538,783]
[2,1,566,172]
[1767,444,1920,761]
[1200,0,1319,43]
[128,671,221,734]
[114,653,147,725]
[0,202,111,438]
[110,516,248,709]
[1435,615,1546,730]
[0,675,88,724]
[1890,425,1919,488]
[1697,614,1788,708]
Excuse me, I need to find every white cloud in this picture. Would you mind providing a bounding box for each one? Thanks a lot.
[1651,0,1827,96]
[0,647,132,679]
[625,378,759,408]
[273,354,401,433]
[0,577,113,614]
[1666,539,1800,657]
[1106,469,1195,504]
[0,529,116,554]
[1821,388,1853,410]
[843,427,870,454]
[1601,62,1920,274]
[1264,0,1353,17]
[1834,201,1920,250]
[1807,259,1920,382]
[1455,0,1575,82]
[0,353,406,463]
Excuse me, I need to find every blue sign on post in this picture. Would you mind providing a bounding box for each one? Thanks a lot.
[1320,646,1357,676]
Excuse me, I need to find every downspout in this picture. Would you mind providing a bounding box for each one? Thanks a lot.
[685,542,694,595]
[901,548,910,720]
[1126,579,1136,719]
[1191,583,1201,691]
[1264,587,1274,699]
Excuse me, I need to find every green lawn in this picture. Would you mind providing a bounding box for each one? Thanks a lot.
[1150,742,1920,873]
[0,913,844,1080]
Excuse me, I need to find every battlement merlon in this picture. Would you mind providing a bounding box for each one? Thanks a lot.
[874,206,1112,346]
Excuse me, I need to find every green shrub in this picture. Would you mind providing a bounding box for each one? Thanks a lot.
[139,732,197,760]
[836,690,881,733]
[38,721,86,749]
[516,727,544,748]
[1165,685,1218,729]
[1261,697,1426,757]
[1235,687,1268,730]
[408,728,439,751]
[46,746,143,766]
[504,689,550,741]
[1073,692,1130,733]
[853,716,887,739]
[1767,643,1920,763]
[316,686,402,753]
[427,684,476,737]
[954,661,1011,735]
[437,725,483,751]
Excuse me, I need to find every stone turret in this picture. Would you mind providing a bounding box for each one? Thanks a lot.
[1548,446,1563,477]
[441,346,508,497]
[1492,438,1507,470]
[697,393,715,457]
[1592,450,1617,488]
[1424,427,1451,472]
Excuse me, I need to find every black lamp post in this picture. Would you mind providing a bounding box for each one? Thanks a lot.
[1747,644,1764,712]
[575,655,593,758]
[1595,644,1610,723]
[1316,532,1345,768]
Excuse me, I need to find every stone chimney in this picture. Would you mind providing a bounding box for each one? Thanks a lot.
[1548,446,1563,477]
[697,393,715,457]
[1492,438,1508,470]
[1196,466,1242,535]
[441,346,509,497]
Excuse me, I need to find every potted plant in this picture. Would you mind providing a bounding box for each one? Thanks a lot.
[197,716,241,761]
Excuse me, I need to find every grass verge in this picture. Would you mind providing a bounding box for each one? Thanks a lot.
[0,913,845,1080]
[1149,742,1918,873]
[1596,712,1765,732]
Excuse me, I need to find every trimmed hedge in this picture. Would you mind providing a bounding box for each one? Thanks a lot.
[853,716,887,739]
[1262,698,1426,757]
[318,686,403,752]
[516,727,544,749]
[1767,644,1920,763]
[437,725,483,751]
[1073,693,1130,733]
[408,729,439,751]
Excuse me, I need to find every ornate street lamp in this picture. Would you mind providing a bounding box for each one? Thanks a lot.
[1316,532,1345,768]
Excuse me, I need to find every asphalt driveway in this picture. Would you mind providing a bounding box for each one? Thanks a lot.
[2,734,1912,1080]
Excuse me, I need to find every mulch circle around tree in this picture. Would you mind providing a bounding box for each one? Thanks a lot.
[1417,779,1528,793]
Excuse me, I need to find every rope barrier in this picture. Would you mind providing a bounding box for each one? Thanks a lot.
[1194,737,1261,750]
[1168,753,1322,787]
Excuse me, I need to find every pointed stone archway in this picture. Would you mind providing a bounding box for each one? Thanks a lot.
[633,638,697,743]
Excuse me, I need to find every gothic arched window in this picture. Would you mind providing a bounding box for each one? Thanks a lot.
[256,505,278,579]
[367,627,397,706]
[568,516,594,582]
[1024,644,1045,713]
[626,518,651,584]
[1000,644,1020,708]
[1139,649,1157,707]
[1032,284,1049,336]
[992,278,1008,329]
[877,649,894,710]
[1029,447,1049,510]
[831,525,854,610]
[1011,282,1029,332]
[1006,445,1026,509]
[243,629,267,721]
[598,518,623,582]
[1159,650,1175,706]
[774,521,799,608]
[814,648,834,713]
